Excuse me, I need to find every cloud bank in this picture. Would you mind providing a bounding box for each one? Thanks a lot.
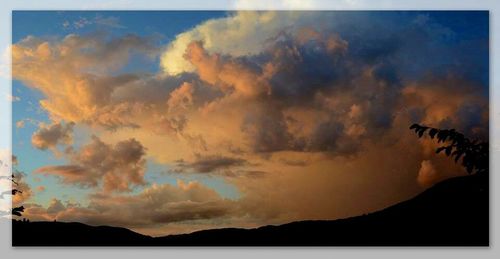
[22,180,235,235]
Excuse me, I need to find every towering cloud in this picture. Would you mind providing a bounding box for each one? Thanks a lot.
[161,11,300,75]
[13,12,488,161]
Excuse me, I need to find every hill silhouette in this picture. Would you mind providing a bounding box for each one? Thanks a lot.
[13,174,488,246]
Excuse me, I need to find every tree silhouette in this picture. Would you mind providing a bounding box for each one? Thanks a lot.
[0,158,25,217]
[410,124,488,176]
[11,173,25,217]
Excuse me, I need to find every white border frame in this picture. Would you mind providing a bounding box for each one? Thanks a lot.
[0,1,498,258]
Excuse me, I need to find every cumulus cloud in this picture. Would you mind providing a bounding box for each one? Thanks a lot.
[161,11,296,75]
[12,33,163,128]
[184,41,272,97]
[175,31,401,157]
[417,160,438,187]
[46,198,66,214]
[17,11,484,168]
[15,11,466,160]
[401,77,488,139]
[31,121,75,150]
[35,136,147,192]
[167,82,194,113]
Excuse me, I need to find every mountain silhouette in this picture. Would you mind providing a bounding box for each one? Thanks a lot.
[13,174,488,246]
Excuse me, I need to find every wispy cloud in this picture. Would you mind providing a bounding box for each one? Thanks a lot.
[63,14,126,30]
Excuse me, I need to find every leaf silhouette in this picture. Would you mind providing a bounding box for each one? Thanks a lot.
[410,123,488,175]
[12,206,24,217]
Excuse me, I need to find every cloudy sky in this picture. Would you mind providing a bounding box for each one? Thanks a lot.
[9,11,488,236]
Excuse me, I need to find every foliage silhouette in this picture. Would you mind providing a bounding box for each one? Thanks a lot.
[410,124,488,175]
[0,157,26,217]
[11,169,26,217]
[12,206,25,217]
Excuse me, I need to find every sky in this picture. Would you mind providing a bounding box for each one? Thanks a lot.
[6,10,489,236]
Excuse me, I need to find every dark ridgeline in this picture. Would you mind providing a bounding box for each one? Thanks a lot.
[12,173,488,246]
[12,125,489,246]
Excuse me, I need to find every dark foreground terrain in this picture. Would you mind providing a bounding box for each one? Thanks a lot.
[13,174,488,246]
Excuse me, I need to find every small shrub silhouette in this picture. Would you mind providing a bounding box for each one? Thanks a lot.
[410,123,488,175]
